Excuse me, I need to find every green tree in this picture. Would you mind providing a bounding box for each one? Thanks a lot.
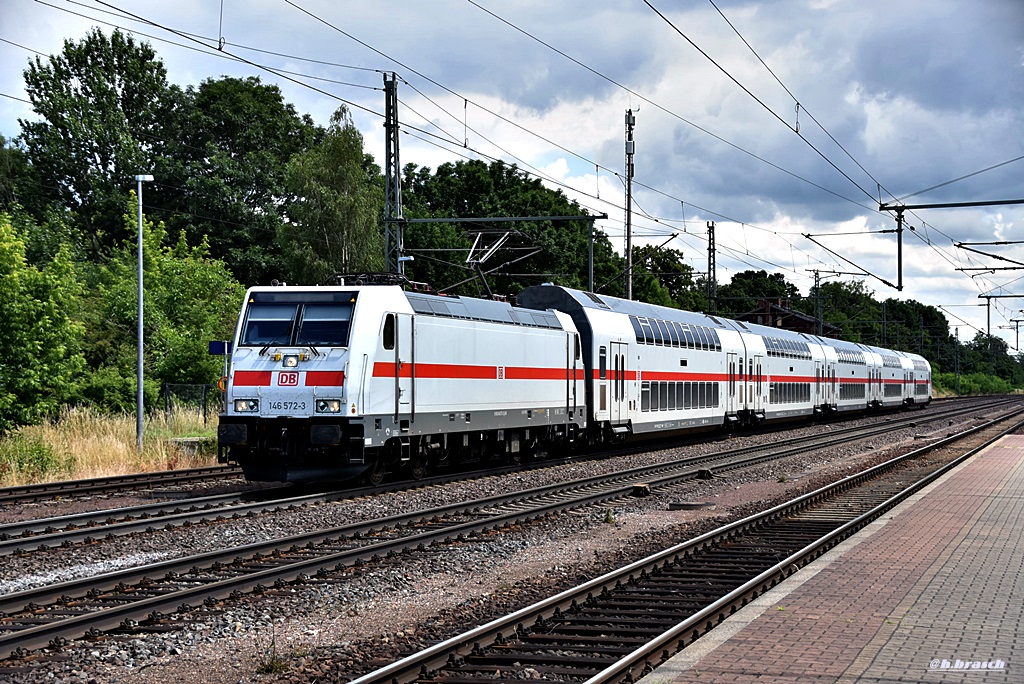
[632,244,704,311]
[74,196,244,410]
[590,227,626,299]
[810,280,881,344]
[877,297,951,356]
[19,28,170,257]
[401,159,613,296]
[715,270,801,317]
[279,106,383,284]
[153,76,322,286]
[0,135,49,220]
[0,211,85,433]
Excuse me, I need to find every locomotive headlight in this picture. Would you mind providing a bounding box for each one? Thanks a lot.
[316,399,343,414]
[282,354,300,368]
[234,399,259,412]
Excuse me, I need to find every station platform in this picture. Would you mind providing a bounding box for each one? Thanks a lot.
[641,433,1024,684]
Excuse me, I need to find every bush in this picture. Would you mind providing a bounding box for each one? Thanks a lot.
[0,430,74,482]
[934,372,1015,396]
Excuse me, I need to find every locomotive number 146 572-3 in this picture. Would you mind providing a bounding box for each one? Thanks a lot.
[268,401,307,412]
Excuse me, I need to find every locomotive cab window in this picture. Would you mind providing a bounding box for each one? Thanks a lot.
[239,291,358,347]
[296,303,354,346]
[240,304,295,346]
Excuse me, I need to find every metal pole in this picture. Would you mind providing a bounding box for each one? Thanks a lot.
[383,73,403,274]
[896,210,904,292]
[624,109,635,300]
[813,270,822,336]
[588,219,594,293]
[706,221,716,315]
[955,328,960,394]
[135,174,153,453]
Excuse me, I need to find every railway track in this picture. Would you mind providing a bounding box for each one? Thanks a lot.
[0,396,970,512]
[0,465,244,507]
[0,398,1012,665]
[344,409,1024,684]
[0,396,1004,559]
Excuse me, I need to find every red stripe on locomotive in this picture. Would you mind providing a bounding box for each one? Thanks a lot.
[233,371,272,386]
[305,371,345,386]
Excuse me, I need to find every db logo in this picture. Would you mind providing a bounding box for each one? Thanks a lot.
[278,372,299,386]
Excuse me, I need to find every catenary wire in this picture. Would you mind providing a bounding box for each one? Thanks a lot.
[9,0,1015,325]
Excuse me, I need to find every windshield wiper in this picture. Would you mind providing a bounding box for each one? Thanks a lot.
[259,330,291,356]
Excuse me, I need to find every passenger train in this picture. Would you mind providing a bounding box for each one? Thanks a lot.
[217,282,931,482]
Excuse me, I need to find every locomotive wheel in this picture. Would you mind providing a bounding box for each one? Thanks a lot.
[407,454,431,480]
[364,457,387,485]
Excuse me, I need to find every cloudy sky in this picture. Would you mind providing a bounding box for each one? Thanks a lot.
[2,0,1023,348]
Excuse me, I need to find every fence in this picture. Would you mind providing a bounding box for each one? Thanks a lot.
[162,383,220,424]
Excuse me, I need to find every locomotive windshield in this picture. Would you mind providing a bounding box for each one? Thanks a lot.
[239,291,357,347]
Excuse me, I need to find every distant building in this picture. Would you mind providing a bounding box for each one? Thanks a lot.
[736,299,841,337]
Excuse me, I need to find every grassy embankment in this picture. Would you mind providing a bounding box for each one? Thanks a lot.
[0,406,219,487]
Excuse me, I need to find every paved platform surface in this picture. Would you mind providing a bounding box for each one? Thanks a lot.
[641,433,1024,684]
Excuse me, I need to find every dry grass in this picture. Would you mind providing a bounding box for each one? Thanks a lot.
[0,406,219,487]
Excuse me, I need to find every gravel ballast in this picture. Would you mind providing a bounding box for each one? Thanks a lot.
[0,405,1001,683]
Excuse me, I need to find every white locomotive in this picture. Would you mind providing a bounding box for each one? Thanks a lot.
[218,284,585,482]
[218,282,931,482]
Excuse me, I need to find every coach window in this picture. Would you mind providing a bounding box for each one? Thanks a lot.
[599,346,607,379]
[383,313,396,350]
[668,321,681,347]
[652,320,666,346]
[630,316,645,343]
[695,326,709,351]
[639,318,655,345]
[575,334,581,360]
[682,325,695,349]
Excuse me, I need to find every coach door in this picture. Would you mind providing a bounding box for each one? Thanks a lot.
[825,362,837,407]
[815,361,824,407]
[726,352,738,414]
[567,333,580,416]
[610,341,629,424]
[752,354,764,414]
[393,313,415,424]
